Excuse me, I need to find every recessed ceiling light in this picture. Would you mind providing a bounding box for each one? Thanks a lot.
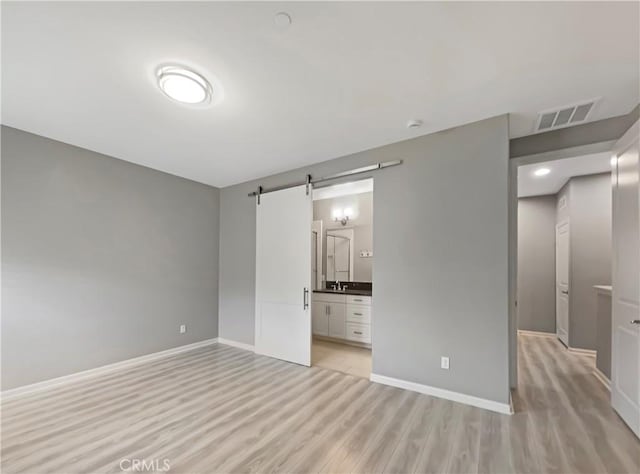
[610,156,617,166]
[407,119,423,129]
[274,12,292,28]
[534,167,551,177]
[156,65,213,105]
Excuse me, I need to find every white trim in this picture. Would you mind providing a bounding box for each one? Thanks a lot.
[592,367,611,391]
[1,338,218,401]
[517,329,556,338]
[370,373,513,415]
[217,338,255,352]
[568,346,597,357]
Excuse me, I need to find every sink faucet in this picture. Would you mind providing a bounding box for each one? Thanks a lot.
[335,280,341,291]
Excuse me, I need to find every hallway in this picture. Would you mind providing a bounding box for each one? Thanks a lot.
[511,333,639,473]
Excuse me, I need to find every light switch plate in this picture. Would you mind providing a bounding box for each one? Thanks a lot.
[441,356,450,370]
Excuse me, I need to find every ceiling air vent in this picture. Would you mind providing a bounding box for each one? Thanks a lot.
[535,98,599,133]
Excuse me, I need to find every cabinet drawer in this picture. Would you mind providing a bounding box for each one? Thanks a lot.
[346,295,371,306]
[346,322,371,343]
[346,305,371,324]
[313,292,347,304]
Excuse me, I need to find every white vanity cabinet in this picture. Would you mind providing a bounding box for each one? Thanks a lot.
[312,292,371,344]
[311,301,329,336]
[312,293,346,339]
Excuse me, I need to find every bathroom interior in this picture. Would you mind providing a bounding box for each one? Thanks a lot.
[311,178,373,378]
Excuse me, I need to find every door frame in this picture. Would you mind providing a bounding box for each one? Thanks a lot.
[555,220,570,347]
[508,140,618,389]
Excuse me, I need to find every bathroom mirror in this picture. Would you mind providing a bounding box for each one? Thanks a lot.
[326,229,353,282]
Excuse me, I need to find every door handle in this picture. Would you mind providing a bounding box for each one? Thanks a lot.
[631,320,640,325]
[303,288,309,310]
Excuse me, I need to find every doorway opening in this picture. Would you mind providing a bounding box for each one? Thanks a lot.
[310,178,373,378]
[516,152,612,355]
[514,152,613,384]
[509,139,640,434]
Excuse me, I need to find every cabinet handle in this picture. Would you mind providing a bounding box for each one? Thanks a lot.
[353,312,363,316]
[327,305,331,315]
[354,331,363,335]
[353,299,362,302]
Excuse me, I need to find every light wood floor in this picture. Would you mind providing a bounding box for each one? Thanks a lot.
[312,339,371,378]
[1,334,639,473]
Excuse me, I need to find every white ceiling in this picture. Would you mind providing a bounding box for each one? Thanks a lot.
[313,178,373,201]
[2,2,638,187]
[518,152,613,198]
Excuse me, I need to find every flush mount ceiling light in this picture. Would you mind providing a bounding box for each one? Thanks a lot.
[534,167,551,177]
[156,65,213,105]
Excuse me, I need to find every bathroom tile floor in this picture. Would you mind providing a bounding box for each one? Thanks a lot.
[312,338,372,378]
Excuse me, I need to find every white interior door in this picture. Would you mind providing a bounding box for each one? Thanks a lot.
[556,221,570,346]
[255,184,312,366]
[611,120,640,438]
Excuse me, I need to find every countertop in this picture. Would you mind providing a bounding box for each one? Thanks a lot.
[313,289,372,297]
[593,285,612,295]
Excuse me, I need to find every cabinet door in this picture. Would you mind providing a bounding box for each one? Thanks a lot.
[328,302,346,339]
[312,302,328,336]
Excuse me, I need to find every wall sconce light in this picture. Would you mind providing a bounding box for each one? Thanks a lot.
[333,207,353,226]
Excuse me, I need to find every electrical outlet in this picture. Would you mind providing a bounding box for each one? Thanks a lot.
[180,324,186,334]
[441,356,450,370]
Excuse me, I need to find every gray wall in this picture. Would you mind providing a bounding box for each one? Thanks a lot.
[1,126,220,390]
[556,173,612,350]
[517,195,556,333]
[313,192,373,282]
[510,105,639,158]
[219,115,510,404]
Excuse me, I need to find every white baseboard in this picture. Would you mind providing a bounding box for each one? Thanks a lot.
[370,373,513,415]
[592,367,611,391]
[517,329,556,338]
[568,346,597,357]
[217,338,255,352]
[1,338,218,401]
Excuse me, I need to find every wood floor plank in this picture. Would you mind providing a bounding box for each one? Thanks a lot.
[382,395,443,474]
[444,404,483,474]
[351,389,422,473]
[280,383,393,474]
[317,388,415,474]
[2,337,639,474]
[12,356,287,473]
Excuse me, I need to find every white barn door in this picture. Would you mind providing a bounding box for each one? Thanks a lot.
[255,185,312,366]
[611,119,640,438]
